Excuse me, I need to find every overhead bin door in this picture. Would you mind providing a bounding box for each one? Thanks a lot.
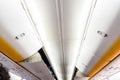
[0,0,42,62]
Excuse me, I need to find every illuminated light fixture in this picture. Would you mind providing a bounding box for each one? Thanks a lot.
[9,72,26,80]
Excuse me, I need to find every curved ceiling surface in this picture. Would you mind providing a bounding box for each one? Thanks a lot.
[0,0,120,80]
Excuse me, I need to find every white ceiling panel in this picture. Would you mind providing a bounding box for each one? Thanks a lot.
[62,0,94,40]
[62,0,95,80]
[1,0,120,80]
[23,0,64,80]
[23,0,95,79]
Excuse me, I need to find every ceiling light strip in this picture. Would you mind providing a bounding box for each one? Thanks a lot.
[88,36,120,77]
[55,0,65,79]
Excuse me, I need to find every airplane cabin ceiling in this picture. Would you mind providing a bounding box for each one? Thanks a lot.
[0,0,120,80]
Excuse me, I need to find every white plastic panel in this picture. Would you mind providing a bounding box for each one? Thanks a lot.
[90,55,120,80]
[0,0,42,59]
[76,0,120,74]
[0,52,39,80]
[62,0,94,79]
[23,0,64,80]
[24,0,96,79]
[62,0,94,40]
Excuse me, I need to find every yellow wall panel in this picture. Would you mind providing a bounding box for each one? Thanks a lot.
[88,36,120,77]
[0,36,24,62]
